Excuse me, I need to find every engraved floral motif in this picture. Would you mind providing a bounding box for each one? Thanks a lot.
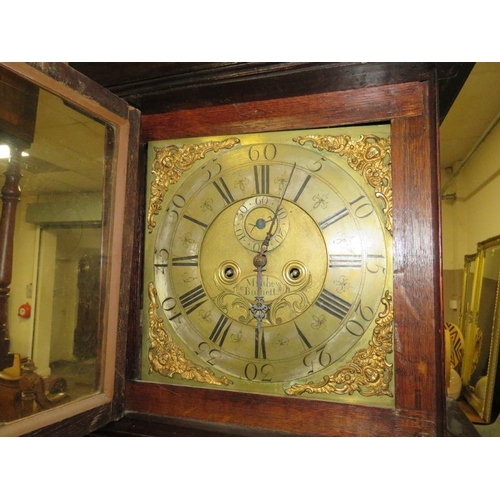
[311,314,326,330]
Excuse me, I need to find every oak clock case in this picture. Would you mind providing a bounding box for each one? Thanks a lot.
[142,125,394,408]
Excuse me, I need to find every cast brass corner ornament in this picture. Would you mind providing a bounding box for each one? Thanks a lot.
[147,282,232,386]
[285,291,393,398]
[147,138,240,232]
[294,134,393,235]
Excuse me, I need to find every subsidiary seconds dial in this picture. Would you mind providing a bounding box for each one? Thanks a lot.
[234,196,290,252]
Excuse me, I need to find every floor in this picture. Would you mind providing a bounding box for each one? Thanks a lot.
[475,416,500,436]
[49,359,98,401]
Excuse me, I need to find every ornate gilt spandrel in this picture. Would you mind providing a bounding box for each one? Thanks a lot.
[285,291,393,398]
[147,138,240,232]
[294,134,392,235]
[147,282,232,386]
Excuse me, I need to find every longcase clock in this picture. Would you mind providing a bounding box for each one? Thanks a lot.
[127,78,445,436]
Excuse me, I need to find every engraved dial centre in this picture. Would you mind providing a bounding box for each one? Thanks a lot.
[201,198,328,326]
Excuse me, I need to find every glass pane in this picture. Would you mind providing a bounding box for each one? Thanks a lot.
[40,227,102,399]
[1,77,108,422]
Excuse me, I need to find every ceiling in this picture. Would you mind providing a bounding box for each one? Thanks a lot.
[0,86,105,195]
[440,62,500,192]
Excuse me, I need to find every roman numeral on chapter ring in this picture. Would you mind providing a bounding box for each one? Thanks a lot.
[316,289,352,320]
[255,330,267,359]
[213,177,235,205]
[172,255,199,266]
[294,322,312,349]
[183,214,208,229]
[179,285,207,314]
[318,207,349,230]
[328,254,363,268]
[293,174,311,203]
[209,315,232,347]
[254,164,270,194]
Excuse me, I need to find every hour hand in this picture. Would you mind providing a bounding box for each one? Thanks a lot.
[250,295,269,325]
[250,253,269,328]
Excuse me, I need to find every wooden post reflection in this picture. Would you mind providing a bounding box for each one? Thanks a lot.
[0,145,22,370]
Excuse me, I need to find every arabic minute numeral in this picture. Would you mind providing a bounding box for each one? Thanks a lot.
[366,254,386,274]
[195,342,221,366]
[244,362,274,382]
[154,248,169,274]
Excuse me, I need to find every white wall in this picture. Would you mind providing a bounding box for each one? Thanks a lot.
[442,120,500,270]
[8,193,102,369]
[442,119,500,324]
[8,195,39,359]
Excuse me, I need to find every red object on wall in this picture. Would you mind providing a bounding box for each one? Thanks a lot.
[18,303,31,318]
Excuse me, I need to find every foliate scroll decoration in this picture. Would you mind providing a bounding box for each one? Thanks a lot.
[285,291,393,398]
[147,283,232,386]
[211,269,313,327]
[294,134,392,235]
[147,138,240,232]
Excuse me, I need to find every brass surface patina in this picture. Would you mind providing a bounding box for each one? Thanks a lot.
[144,126,394,405]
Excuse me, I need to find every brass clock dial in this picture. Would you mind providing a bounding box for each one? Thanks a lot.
[143,126,394,404]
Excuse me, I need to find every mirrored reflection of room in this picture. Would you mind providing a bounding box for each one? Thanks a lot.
[1,68,108,423]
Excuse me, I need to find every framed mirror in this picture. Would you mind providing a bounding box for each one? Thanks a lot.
[456,254,477,375]
[461,236,500,423]
[0,63,139,436]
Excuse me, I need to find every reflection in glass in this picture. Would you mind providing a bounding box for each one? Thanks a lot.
[469,248,500,386]
[36,227,102,400]
[1,76,107,422]
[462,237,500,423]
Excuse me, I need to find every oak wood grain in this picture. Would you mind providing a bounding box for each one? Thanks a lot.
[127,78,445,436]
[125,380,440,437]
[141,82,425,142]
